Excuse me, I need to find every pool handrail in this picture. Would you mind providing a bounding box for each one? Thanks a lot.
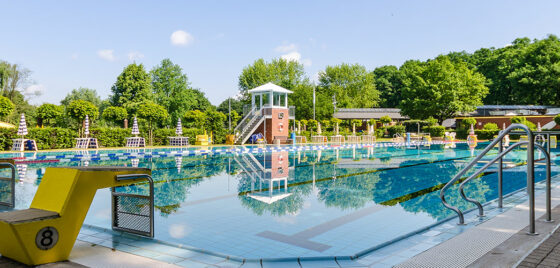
[457,141,551,224]
[439,124,536,232]
[0,160,16,208]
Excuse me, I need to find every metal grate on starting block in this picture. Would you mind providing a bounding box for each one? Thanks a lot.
[111,174,154,238]
[0,161,16,208]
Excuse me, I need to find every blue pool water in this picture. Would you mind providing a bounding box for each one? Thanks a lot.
[0,142,556,259]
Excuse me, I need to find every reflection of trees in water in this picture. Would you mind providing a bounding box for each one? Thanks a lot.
[237,174,313,216]
[316,172,380,210]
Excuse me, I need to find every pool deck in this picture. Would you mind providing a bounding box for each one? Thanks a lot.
[397,180,560,268]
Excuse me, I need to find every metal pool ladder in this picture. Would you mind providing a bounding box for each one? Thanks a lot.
[440,123,553,235]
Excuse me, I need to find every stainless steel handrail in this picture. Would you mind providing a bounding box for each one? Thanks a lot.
[440,124,534,226]
[0,162,16,208]
[458,141,551,230]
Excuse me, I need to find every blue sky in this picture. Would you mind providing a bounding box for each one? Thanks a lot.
[2,0,560,106]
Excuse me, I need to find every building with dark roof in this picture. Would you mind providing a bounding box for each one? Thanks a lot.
[333,108,408,121]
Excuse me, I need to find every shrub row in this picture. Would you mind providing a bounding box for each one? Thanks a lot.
[0,127,209,150]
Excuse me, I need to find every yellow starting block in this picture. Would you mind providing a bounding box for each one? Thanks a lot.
[552,136,557,148]
[0,166,152,266]
[195,135,209,146]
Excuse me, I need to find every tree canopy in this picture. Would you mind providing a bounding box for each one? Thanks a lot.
[238,58,308,102]
[318,63,380,109]
[102,106,128,126]
[36,103,63,127]
[399,56,489,122]
[110,63,152,115]
[0,96,14,120]
[67,100,99,122]
[151,59,211,126]
[137,101,168,145]
[61,88,102,107]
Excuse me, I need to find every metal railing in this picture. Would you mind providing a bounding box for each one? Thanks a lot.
[112,174,154,238]
[0,162,16,208]
[440,123,552,235]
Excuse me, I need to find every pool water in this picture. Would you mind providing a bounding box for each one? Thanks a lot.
[0,142,556,259]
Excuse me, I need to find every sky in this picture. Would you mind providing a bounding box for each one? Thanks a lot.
[2,0,560,106]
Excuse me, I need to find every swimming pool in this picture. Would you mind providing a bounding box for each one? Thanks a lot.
[0,142,556,260]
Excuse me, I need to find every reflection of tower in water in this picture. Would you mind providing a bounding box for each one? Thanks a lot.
[16,164,27,184]
[131,158,139,168]
[175,156,182,173]
[235,151,292,204]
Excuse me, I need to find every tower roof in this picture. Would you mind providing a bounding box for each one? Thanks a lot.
[247,82,293,94]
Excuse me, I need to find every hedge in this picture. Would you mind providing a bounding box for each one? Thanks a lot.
[0,127,210,150]
[422,126,446,137]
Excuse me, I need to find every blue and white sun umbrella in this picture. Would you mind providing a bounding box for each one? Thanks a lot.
[176,118,183,136]
[84,115,90,137]
[17,113,28,138]
[131,116,140,136]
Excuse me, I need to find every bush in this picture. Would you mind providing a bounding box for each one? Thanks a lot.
[386,125,405,137]
[482,123,499,130]
[555,114,560,126]
[426,117,438,126]
[90,127,131,147]
[461,118,477,128]
[0,128,17,150]
[422,126,446,137]
[28,128,78,150]
[510,116,536,130]
[475,129,500,140]
[375,128,385,138]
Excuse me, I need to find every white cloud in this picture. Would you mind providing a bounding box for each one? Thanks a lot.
[170,30,194,46]
[281,51,301,62]
[24,84,45,97]
[128,51,144,61]
[275,43,297,53]
[276,42,312,66]
[97,49,115,61]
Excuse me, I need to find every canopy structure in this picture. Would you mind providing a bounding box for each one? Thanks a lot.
[84,115,90,137]
[176,118,183,136]
[17,114,28,137]
[131,117,140,136]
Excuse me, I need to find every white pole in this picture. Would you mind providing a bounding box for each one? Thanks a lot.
[313,86,316,120]
[228,98,231,131]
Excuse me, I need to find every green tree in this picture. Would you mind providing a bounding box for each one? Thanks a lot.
[184,110,207,130]
[379,115,392,125]
[399,56,488,123]
[0,62,31,102]
[151,59,210,126]
[102,106,128,127]
[0,96,14,120]
[36,103,63,127]
[205,110,227,136]
[61,88,102,107]
[110,63,152,115]
[373,65,404,108]
[217,97,244,116]
[238,58,308,102]
[137,101,168,145]
[318,63,380,110]
[67,100,99,135]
